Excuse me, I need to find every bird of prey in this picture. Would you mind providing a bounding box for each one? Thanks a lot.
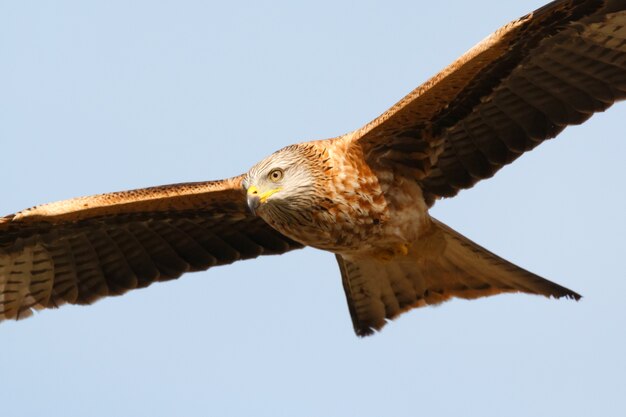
[1,0,625,336]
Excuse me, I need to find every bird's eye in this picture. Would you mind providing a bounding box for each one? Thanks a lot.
[268,168,284,182]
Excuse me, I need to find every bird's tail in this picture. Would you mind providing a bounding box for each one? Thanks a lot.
[336,218,580,336]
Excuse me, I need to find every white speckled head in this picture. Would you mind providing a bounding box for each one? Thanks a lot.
[243,144,320,218]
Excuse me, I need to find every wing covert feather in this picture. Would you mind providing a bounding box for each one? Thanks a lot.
[349,0,626,204]
[0,176,303,321]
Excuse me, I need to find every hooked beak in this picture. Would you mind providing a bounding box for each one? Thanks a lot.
[246,185,281,216]
[247,187,261,216]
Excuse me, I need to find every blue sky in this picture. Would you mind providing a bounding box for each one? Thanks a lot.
[1,1,625,416]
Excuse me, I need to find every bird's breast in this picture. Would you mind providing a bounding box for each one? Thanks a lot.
[264,147,430,256]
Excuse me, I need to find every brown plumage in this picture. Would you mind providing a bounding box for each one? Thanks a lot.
[2,0,625,336]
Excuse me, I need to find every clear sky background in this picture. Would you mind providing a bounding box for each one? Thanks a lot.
[1,1,625,416]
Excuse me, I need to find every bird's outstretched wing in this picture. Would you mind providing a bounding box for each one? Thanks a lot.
[351,0,626,205]
[0,176,302,321]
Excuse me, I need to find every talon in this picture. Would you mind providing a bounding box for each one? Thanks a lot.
[374,249,394,262]
[373,243,409,261]
[396,243,409,256]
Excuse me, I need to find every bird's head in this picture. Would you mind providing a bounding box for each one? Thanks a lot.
[243,145,321,219]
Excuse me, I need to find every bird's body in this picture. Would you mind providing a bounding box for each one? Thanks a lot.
[2,0,625,336]
[251,138,429,257]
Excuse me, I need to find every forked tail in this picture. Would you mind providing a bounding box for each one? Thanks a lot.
[336,218,580,336]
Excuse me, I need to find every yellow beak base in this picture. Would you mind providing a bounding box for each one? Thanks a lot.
[248,185,282,204]
[247,185,282,203]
